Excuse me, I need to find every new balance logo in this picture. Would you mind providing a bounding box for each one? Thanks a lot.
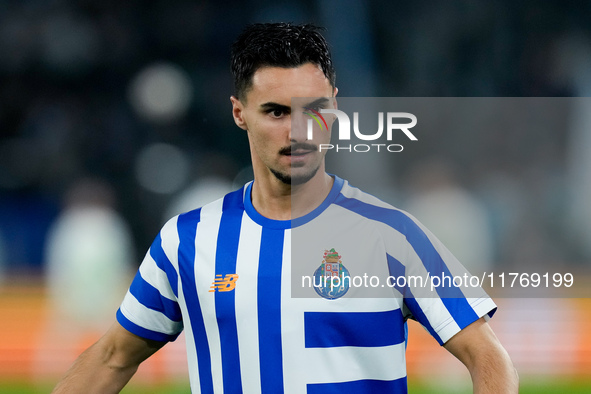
[209,274,239,292]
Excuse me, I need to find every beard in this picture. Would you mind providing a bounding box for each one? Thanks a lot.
[271,142,321,185]
[270,165,320,186]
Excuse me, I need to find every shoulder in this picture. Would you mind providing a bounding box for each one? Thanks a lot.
[334,179,424,236]
[163,184,248,236]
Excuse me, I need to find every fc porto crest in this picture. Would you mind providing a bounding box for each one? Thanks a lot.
[313,248,350,300]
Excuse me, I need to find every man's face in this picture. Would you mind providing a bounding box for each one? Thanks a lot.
[231,63,336,186]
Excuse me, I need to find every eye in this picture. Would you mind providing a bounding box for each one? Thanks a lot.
[267,108,287,118]
[305,105,325,114]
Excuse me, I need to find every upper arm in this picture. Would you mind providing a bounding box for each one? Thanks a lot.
[96,321,167,370]
[51,322,168,394]
[443,317,518,393]
[443,317,503,367]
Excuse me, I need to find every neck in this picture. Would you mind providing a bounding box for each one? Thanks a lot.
[250,171,334,221]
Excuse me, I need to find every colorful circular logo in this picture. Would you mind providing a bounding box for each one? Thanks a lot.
[313,248,350,300]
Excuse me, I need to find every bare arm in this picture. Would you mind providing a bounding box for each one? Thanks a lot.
[443,317,519,394]
[52,321,166,394]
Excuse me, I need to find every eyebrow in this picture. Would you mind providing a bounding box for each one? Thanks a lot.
[302,97,330,108]
[259,102,291,112]
[259,97,331,112]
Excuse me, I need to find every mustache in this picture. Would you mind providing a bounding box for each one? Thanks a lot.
[279,143,318,155]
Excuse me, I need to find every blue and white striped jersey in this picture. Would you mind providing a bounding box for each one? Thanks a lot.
[117,175,496,393]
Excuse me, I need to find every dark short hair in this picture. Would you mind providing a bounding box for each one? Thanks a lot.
[231,22,336,100]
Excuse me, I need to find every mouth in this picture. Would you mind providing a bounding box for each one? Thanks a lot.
[280,145,316,167]
[287,149,313,157]
[281,143,318,157]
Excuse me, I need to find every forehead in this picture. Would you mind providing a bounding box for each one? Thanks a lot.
[245,63,333,104]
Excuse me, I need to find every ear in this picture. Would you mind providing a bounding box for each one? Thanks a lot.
[333,87,338,110]
[230,96,248,130]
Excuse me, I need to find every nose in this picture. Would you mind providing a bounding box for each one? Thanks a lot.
[290,110,310,142]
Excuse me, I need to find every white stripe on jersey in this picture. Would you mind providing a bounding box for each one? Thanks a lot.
[305,343,406,384]
[193,198,224,392]
[159,216,180,274]
[178,276,200,391]
[234,215,263,393]
[119,291,182,335]
[138,255,176,301]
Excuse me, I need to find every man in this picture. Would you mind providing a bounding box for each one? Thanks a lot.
[53,23,518,393]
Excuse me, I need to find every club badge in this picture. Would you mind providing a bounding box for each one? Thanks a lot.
[313,248,350,299]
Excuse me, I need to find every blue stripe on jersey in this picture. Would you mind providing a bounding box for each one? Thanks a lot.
[257,228,285,393]
[307,377,407,394]
[335,195,479,333]
[149,233,179,298]
[177,209,214,394]
[116,309,180,342]
[403,298,443,344]
[304,310,405,348]
[385,254,437,344]
[385,253,408,297]
[129,273,182,322]
[214,190,244,393]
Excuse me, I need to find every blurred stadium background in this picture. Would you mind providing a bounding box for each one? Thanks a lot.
[1,0,591,392]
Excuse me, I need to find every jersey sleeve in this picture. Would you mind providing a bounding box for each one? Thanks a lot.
[117,217,183,342]
[386,210,497,346]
